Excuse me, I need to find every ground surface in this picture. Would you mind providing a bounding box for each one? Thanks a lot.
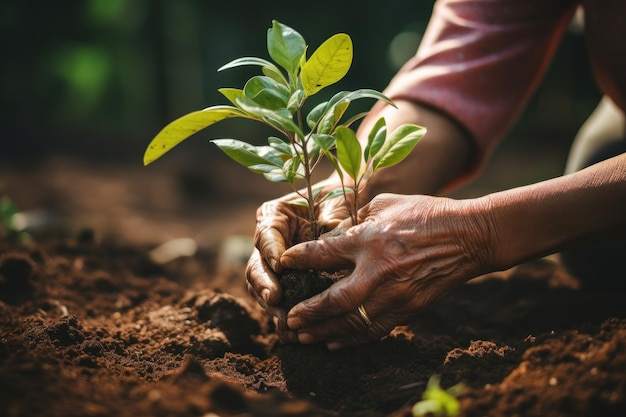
[1,154,625,417]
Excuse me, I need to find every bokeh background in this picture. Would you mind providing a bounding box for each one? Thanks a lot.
[0,0,602,248]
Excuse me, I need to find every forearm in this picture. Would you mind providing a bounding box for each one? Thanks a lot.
[481,153,626,270]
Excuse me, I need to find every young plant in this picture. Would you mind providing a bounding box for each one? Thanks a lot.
[143,20,426,240]
[412,375,465,417]
[0,194,31,245]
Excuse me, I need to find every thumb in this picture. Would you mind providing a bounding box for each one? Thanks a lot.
[280,236,354,272]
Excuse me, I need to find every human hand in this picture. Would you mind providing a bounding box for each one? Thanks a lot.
[280,193,495,350]
[245,180,352,342]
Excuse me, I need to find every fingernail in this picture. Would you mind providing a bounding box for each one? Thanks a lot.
[261,289,271,303]
[326,342,343,351]
[298,332,314,345]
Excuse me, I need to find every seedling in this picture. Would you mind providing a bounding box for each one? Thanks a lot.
[412,375,465,417]
[0,194,30,245]
[143,20,426,240]
[0,195,19,232]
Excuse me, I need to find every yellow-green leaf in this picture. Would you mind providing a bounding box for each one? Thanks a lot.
[301,33,352,96]
[218,88,245,107]
[143,106,246,165]
[335,126,362,182]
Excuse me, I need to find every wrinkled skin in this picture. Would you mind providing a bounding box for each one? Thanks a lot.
[245,179,352,343]
[247,189,496,348]
[279,193,495,350]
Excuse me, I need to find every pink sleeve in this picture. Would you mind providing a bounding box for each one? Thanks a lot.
[382,0,578,174]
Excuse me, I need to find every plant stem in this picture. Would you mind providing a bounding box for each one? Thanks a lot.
[351,186,359,226]
[295,107,318,240]
[298,138,317,240]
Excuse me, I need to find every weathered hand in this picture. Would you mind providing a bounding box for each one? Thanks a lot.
[280,193,495,350]
[245,180,351,342]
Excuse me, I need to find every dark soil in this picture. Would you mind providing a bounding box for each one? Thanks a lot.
[279,269,339,311]
[1,156,625,417]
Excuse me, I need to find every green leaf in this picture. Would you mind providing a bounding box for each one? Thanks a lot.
[261,169,288,183]
[306,139,321,162]
[412,375,464,417]
[306,101,328,129]
[262,65,288,86]
[301,33,352,96]
[267,20,306,76]
[236,97,304,139]
[287,89,304,113]
[322,186,353,202]
[342,88,395,107]
[218,88,245,107]
[314,134,341,178]
[311,133,335,152]
[297,45,308,85]
[335,126,362,182]
[364,117,387,161]
[342,111,369,129]
[0,195,18,229]
[283,156,303,183]
[318,99,349,134]
[257,145,285,166]
[143,106,247,165]
[244,76,290,110]
[248,163,282,174]
[220,57,288,87]
[314,89,394,133]
[268,136,293,156]
[218,56,282,74]
[372,124,426,172]
[210,138,282,170]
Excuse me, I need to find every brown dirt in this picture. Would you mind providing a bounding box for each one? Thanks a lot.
[1,156,626,417]
[279,269,339,311]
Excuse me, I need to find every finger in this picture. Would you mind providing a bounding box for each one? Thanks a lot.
[280,236,355,272]
[246,281,298,344]
[245,249,282,305]
[255,233,286,275]
[286,263,381,329]
[256,199,301,271]
[296,306,396,349]
[266,305,299,344]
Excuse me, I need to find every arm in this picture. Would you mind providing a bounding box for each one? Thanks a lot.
[281,153,626,349]
[485,152,626,270]
[246,0,580,342]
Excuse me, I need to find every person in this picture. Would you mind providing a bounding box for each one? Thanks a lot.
[246,0,626,350]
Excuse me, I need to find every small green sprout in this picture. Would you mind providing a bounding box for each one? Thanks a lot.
[412,375,465,417]
[144,20,426,240]
[0,194,31,245]
[0,195,19,232]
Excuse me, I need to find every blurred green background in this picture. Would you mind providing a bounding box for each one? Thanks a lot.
[0,0,601,165]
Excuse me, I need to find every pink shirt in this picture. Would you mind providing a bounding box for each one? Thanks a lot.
[381,0,626,179]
